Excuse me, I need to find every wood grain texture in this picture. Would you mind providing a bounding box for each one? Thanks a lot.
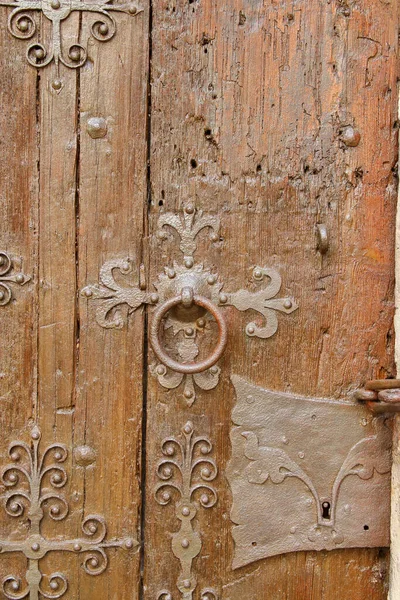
[0,6,39,593]
[75,3,149,598]
[144,0,398,598]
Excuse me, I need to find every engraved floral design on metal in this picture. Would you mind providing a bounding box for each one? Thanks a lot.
[0,0,142,82]
[82,205,298,402]
[227,375,392,567]
[155,422,218,600]
[0,426,137,599]
[0,251,31,306]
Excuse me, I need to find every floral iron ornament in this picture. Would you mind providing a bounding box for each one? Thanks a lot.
[82,204,298,404]
[0,426,137,599]
[155,422,218,600]
[0,0,142,87]
[0,251,31,306]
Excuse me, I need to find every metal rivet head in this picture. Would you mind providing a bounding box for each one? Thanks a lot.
[54,451,62,461]
[185,327,194,336]
[181,506,190,516]
[125,538,134,549]
[35,48,45,59]
[183,422,193,434]
[50,505,60,515]
[70,48,81,62]
[253,268,263,279]
[247,324,255,335]
[50,0,61,8]
[210,366,218,375]
[167,268,176,279]
[201,467,211,478]
[210,232,219,242]
[18,18,29,31]
[156,365,166,375]
[74,445,96,467]
[316,223,329,254]
[207,274,216,285]
[31,543,40,552]
[0,291,4,300]
[15,273,24,283]
[201,494,210,505]
[88,524,97,533]
[184,257,194,269]
[150,293,159,304]
[183,580,191,589]
[181,538,190,548]
[219,293,228,304]
[52,79,62,90]
[200,445,209,454]
[184,389,193,399]
[342,7,351,16]
[10,503,19,513]
[74,544,82,551]
[165,446,175,456]
[162,491,171,502]
[185,204,194,214]
[84,288,93,297]
[99,23,109,35]
[128,4,137,13]
[341,126,361,147]
[10,451,20,462]
[50,581,59,590]
[163,467,172,477]
[196,318,206,328]
[87,117,108,139]
[31,427,40,440]
[11,581,19,591]
[283,299,293,309]
[90,558,99,567]
[8,473,17,482]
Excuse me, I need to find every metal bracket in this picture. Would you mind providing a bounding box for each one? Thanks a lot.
[0,426,137,599]
[355,379,400,413]
[0,0,142,88]
[82,205,298,404]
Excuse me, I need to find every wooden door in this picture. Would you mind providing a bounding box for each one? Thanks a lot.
[0,0,398,599]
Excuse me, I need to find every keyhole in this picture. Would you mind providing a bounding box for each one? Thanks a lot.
[322,501,331,520]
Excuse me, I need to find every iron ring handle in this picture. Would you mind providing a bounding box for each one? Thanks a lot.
[150,293,228,374]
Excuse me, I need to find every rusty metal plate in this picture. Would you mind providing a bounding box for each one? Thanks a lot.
[227,375,392,569]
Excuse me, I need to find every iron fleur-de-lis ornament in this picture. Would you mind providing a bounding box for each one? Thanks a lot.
[0,0,142,88]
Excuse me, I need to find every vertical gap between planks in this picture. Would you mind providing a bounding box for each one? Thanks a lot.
[389,84,400,600]
[139,0,153,597]
[34,68,41,424]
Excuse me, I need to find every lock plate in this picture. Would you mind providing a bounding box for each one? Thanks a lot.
[227,376,391,568]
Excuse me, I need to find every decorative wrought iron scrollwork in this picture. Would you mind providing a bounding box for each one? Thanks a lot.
[155,422,218,600]
[82,204,298,404]
[0,0,142,85]
[0,426,137,599]
[0,251,31,306]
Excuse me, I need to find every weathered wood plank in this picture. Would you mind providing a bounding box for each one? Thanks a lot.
[144,0,398,598]
[76,4,150,598]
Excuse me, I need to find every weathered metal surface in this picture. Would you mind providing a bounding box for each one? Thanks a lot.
[155,422,218,600]
[0,251,31,306]
[227,375,392,569]
[0,426,137,599]
[0,0,142,84]
[83,206,298,403]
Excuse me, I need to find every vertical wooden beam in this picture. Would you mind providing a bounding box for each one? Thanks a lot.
[76,4,149,598]
[389,90,400,600]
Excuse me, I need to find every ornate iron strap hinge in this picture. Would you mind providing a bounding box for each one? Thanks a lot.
[82,204,298,404]
[0,0,142,88]
[155,422,218,600]
[355,379,400,413]
[0,426,137,599]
